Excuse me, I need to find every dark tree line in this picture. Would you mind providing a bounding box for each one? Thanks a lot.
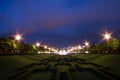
[0,36,49,54]
[88,38,120,54]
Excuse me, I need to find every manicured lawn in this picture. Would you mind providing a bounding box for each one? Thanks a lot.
[0,54,120,80]
[0,54,53,80]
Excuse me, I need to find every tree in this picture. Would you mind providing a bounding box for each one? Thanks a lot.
[18,42,35,54]
[108,38,119,50]
[0,36,16,53]
[107,38,120,54]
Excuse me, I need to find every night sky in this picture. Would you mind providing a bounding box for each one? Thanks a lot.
[0,0,120,48]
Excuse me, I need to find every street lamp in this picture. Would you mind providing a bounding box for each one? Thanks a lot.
[35,42,40,51]
[35,42,40,53]
[103,32,112,53]
[84,41,90,54]
[84,41,89,47]
[103,32,111,41]
[14,33,22,54]
[36,42,40,47]
[48,48,51,52]
[48,48,51,50]
[44,45,47,49]
[78,45,82,49]
[14,33,22,41]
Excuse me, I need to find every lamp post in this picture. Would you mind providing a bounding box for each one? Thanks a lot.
[14,33,22,54]
[78,45,82,49]
[84,41,90,54]
[85,41,89,47]
[36,42,40,47]
[35,42,41,54]
[103,32,111,53]
[44,45,47,49]
[35,42,40,50]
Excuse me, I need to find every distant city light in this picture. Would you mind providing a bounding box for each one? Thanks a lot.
[58,50,67,55]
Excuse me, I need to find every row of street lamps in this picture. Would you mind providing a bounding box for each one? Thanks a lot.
[14,32,112,43]
[13,31,112,54]
[13,33,57,53]
[67,32,112,53]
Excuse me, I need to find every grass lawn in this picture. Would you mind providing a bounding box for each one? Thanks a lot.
[0,53,120,80]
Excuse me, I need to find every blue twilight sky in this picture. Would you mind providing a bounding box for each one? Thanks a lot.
[0,0,120,48]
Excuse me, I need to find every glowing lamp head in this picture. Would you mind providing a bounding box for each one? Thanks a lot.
[103,33,111,40]
[78,45,82,49]
[48,48,51,50]
[85,42,89,46]
[36,42,40,47]
[15,33,22,41]
[44,46,47,49]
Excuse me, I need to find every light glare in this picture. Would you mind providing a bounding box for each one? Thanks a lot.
[103,32,111,40]
[14,33,22,41]
[44,46,47,49]
[36,42,40,47]
[85,41,89,46]
[58,50,67,55]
